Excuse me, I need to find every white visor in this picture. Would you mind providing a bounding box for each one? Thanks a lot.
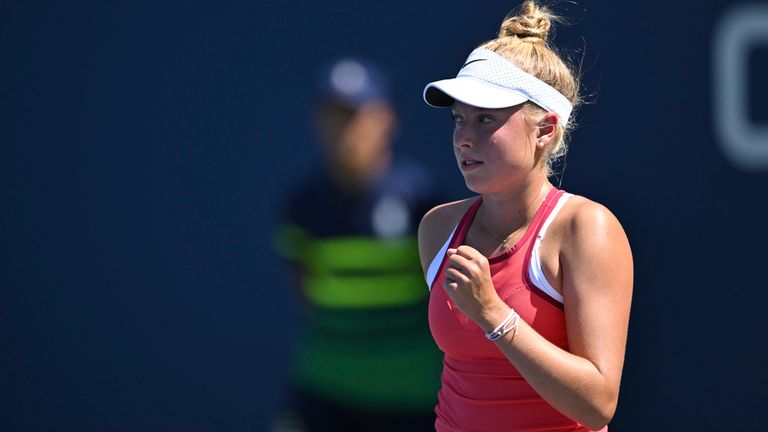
[423,48,572,126]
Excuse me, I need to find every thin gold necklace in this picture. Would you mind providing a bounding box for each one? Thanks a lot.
[480,187,549,251]
[480,207,519,250]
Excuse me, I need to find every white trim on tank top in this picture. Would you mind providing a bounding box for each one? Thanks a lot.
[425,193,573,305]
[425,225,457,290]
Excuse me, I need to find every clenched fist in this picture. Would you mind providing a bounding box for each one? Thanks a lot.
[443,245,509,330]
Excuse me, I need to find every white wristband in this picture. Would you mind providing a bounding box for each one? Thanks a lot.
[485,308,518,341]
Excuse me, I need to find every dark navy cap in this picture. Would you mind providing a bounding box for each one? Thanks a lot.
[317,57,391,108]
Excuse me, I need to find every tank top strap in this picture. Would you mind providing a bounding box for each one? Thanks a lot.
[450,197,483,248]
[426,198,482,292]
[520,188,568,309]
[527,187,566,240]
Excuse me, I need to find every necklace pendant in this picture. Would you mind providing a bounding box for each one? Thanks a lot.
[502,239,509,249]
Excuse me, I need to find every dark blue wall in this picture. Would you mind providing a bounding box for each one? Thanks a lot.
[2,1,767,430]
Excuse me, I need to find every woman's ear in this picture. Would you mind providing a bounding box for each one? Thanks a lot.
[536,112,559,148]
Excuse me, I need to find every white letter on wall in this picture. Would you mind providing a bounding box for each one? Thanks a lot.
[713,5,768,171]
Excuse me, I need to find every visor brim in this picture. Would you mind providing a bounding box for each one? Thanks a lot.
[423,77,528,109]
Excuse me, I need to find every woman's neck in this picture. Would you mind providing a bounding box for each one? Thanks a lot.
[481,177,553,236]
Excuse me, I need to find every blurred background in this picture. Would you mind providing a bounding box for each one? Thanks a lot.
[2,0,767,430]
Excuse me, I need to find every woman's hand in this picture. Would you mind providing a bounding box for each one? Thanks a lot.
[443,245,508,329]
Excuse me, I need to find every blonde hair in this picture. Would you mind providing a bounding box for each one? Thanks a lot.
[479,0,582,176]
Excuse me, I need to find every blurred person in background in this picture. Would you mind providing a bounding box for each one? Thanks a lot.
[272,57,444,431]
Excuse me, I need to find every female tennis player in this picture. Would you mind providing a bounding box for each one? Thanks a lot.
[418,2,633,431]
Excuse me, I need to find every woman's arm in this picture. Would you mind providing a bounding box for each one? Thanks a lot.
[443,199,633,430]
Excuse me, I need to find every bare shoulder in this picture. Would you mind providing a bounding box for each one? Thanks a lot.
[417,197,476,274]
[552,194,633,293]
[557,195,627,242]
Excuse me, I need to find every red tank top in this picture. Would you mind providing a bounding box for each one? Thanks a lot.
[428,188,603,432]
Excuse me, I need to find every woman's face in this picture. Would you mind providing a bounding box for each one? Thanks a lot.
[451,101,542,194]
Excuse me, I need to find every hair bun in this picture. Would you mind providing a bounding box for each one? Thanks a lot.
[498,1,553,42]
